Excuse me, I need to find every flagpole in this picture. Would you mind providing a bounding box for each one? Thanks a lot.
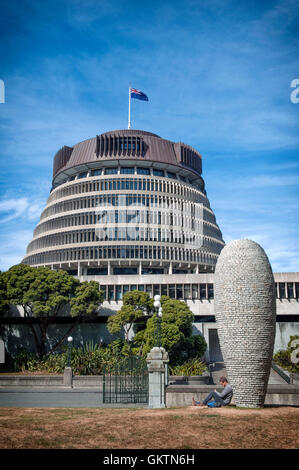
[128,86,131,129]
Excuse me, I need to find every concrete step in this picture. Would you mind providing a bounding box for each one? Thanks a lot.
[166,383,299,407]
[208,362,290,385]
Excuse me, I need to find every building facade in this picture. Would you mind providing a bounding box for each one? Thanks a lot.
[23,129,225,274]
[20,129,298,359]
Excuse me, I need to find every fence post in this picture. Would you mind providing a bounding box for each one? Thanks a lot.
[64,336,73,387]
[63,367,73,387]
[146,346,169,408]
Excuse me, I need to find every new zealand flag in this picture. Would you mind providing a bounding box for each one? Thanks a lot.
[130,88,149,101]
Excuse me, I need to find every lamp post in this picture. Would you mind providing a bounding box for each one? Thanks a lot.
[153,295,162,347]
[64,336,73,387]
[67,336,73,368]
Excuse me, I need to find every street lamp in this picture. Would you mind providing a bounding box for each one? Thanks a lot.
[153,295,162,347]
[67,336,73,368]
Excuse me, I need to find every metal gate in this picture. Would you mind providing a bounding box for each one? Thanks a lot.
[103,356,149,404]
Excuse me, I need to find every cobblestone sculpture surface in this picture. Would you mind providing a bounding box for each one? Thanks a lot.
[214,239,276,408]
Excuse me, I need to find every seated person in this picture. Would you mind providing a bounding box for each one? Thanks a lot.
[192,376,233,407]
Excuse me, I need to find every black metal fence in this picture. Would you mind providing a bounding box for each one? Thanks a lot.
[103,356,149,404]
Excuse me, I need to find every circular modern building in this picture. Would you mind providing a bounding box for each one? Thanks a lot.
[17,129,299,364]
[23,129,225,278]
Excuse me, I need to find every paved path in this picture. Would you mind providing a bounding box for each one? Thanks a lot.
[0,388,148,408]
[210,363,288,385]
[0,364,290,408]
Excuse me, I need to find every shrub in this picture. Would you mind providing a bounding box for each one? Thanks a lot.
[11,350,37,372]
[9,340,134,375]
[44,350,69,373]
[169,357,208,376]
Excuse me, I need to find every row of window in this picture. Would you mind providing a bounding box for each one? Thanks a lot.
[96,134,145,158]
[49,175,206,205]
[97,281,299,301]
[41,194,217,226]
[79,167,154,177]
[67,267,186,276]
[101,283,214,301]
[88,167,182,178]
[34,209,222,239]
[54,167,198,190]
[277,282,299,299]
[24,245,218,266]
[28,227,223,254]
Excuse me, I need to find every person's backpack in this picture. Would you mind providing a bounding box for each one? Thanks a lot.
[207,400,221,408]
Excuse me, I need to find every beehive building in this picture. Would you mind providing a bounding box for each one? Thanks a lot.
[22,129,299,360]
[23,129,225,275]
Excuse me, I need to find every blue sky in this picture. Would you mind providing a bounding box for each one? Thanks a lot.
[0,0,298,272]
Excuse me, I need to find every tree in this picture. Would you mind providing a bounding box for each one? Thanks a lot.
[107,290,153,345]
[70,281,104,317]
[140,315,184,355]
[4,264,104,358]
[159,296,194,337]
[0,271,9,316]
[0,271,9,338]
[134,296,207,364]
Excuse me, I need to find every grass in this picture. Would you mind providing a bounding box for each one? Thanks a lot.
[0,406,298,449]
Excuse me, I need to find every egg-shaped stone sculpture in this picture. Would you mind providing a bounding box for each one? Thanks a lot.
[214,239,276,408]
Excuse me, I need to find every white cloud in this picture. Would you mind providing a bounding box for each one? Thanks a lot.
[219,216,298,273]
[0,229,33,271]
[238,174,299,188]
[0,197,43,270]
[0,197,43,224]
